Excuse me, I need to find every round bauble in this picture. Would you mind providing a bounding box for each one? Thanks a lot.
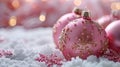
[97,15,114,29]
[59,11,108,60]
[97,10,120,29]
[53,8,82,48]
[105,20,120,54]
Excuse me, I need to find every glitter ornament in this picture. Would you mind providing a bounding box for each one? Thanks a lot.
[59,11,108,60]
[53,8,82,48]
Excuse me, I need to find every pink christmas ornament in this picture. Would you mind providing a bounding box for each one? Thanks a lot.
[53,8,82,48]
[59,11,108,60]
[97,15,114,29]
[105,20,120,54]
[97,10,120,29]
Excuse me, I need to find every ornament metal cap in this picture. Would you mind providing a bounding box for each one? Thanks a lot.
[111,10,119,19]
[82,10,91,19]
[72,7,82,16]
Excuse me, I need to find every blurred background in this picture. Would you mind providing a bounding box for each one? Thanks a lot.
[0,0,120,29]
[0,1,120,66]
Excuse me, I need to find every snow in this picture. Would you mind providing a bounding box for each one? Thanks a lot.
[62,56,120,67]
[0,27,120,67]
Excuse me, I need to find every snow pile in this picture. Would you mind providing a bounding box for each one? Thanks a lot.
[62,56,120,67]
[0,27,55,67]
[0,27,119,67]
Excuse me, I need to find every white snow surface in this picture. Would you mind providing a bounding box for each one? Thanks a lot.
[0,27,119,67]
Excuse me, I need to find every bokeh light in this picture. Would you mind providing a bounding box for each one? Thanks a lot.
[111,2,120,10]
[41,0,47,2]
[39,14,46,22]
[9,16,17,27]
[74,0,82,6]
[12,0,20,9]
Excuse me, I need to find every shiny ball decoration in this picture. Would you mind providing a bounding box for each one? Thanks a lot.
[53,8,82,48]
[58,11,108,60]
[97,10,120,29]
[105,20,120,54]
